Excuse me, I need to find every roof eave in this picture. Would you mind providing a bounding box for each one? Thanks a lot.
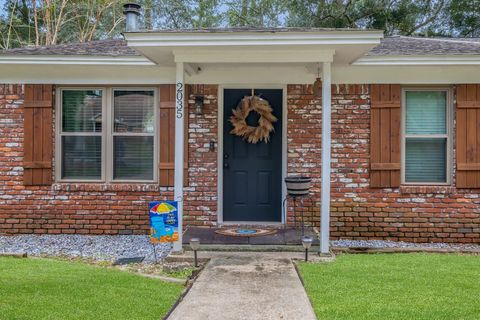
[0,55,155,65]
[354,55,480,66]
[123,30,384,47]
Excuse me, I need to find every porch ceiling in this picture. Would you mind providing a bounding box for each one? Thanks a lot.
[124,29,383,66]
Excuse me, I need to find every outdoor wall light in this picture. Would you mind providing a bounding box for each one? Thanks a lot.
[302,236,313,262]
[194,95,204,115]
[313,77,322,98]
[189,237,201,267]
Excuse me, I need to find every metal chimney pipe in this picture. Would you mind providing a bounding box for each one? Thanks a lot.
[123,3,141,32]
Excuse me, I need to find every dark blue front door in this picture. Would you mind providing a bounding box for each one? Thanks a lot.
[223,89,283,222]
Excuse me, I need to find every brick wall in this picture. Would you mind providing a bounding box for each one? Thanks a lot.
[0,84,219,235]
[1,83,480,243]
[184,85,218,227]
[288,84,480,243]
[286,85,322,226]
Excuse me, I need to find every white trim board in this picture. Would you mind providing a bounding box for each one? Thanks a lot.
[217,85,287,225]
[124,30,383,47]
[173,49,335,63]
[3,64,480,85]
[0,55,155,65]
[354,55,480,66]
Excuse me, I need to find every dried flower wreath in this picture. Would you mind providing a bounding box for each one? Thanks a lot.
[229,95,278,144]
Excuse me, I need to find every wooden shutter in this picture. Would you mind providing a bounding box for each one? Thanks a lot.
[370,84,401,188]
[23,84,54,186]
[456,84,480,188]
[159,84,189,187]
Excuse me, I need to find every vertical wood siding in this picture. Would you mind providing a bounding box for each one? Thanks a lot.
[158,84,188,186]
[370,84,401,188]
[23,84,54,186]
[456,84,480,188]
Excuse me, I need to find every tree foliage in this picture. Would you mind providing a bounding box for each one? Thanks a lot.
[146,0,222,28]
[0,0,479,49]
[286,0,450,36]
[447,0,480,37]
[225,0,286,27]
[0,0,125,48]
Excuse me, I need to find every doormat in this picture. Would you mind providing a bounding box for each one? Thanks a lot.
[215,228,277,237]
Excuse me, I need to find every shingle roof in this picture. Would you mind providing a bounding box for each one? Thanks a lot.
[368,36,480,56]
[1,33,480,57]
[0,39,140,56]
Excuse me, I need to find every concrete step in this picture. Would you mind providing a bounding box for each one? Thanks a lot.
[182,243,320,252]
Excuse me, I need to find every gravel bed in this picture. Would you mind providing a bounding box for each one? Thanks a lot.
[2,236,479,262]
[332,239,480,251]
[0,235,172,264]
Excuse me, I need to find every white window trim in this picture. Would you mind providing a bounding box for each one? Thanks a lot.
[55,87,107,183]
[400,87,453,186]
[56,87,158,183]
[108,87,158,183]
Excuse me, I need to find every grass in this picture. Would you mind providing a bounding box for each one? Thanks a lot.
[298,253,480,320]
[161,266,197,279]
[0,257,184,320]
[121,262,197,280]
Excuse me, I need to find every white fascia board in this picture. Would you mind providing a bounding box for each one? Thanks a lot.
[124,31,383,47]
[0,64,174,84]
[174,49,335,63]
[354,55,480,66]
[0,55,155,65]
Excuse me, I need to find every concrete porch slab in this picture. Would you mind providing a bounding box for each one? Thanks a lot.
[183,227,319,246]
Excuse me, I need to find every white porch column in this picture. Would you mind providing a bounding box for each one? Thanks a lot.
[320,61,331,255]
[173,62,185,252]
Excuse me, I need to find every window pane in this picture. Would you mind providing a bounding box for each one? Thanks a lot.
[405,138,446,183]
[114,90,155,133]
[62,90,102,132]
[62,136,101,180]
[406,91,446,135]
[113,136,153,180]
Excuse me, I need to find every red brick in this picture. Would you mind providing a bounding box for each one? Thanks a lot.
[0,83,479,243]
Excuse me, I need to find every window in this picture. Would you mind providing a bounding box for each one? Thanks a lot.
[57,88,157,182]
[112,90,155,181]
[402,89,451,184]
[60,90,103,180]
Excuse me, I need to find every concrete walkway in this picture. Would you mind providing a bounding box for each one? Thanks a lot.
[167,252,317,320]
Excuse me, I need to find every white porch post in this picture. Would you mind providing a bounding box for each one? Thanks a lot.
[320,61,331,255]
[173,62,185,252]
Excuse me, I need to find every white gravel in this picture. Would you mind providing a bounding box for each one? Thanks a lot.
[332,239,480,251]
[0,235,172,264]
[1,235,479,262]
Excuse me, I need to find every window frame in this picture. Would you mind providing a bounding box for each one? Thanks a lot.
[400,87,453,186]
[107,87,158,183]
[56,87,107,183]
[56,86,158,183]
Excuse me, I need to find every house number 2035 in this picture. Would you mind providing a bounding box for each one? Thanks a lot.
[176,82,184,119]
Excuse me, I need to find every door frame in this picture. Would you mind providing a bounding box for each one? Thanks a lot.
[217,84,288,225]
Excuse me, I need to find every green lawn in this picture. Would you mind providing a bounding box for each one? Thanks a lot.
[298,253,480,320]
[0,257,184,320]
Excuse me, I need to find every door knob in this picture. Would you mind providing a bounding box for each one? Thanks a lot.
[224,153,229,159]
[224,163,229,168]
